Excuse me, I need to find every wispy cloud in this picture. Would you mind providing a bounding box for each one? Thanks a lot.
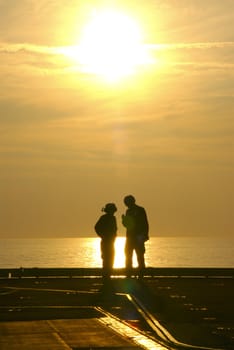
[2,40,234,54]
[1,40,234,79]
[148,41,234,50]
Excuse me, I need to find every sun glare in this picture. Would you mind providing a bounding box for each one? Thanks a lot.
[93,237,136,269]
[114,237,138,268]
[114,237,126,268]
[62,9,152,82]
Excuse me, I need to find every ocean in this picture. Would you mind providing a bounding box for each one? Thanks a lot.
[0,236,233,269]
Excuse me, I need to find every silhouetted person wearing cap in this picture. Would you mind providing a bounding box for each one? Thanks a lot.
[122,195,149,278]
[95,203,117,280]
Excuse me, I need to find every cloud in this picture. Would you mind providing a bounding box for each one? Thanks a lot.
[2,40,234,55]
[0,42,53,54]
[1,40,234,89]
[0,41,71,73]
[149,41,234,50]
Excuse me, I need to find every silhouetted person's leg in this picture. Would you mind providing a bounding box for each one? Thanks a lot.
[102,240,115,281]
[105,241,115,278]
[125,239,134,277]
[135,243,145,278]
[101,241,109,280]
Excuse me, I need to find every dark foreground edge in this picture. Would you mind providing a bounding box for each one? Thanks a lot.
[1,267,234,278]
[0,268,234,349]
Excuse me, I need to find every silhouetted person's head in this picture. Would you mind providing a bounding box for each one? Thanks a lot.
[102,203,117,214]
[124,195,136,208]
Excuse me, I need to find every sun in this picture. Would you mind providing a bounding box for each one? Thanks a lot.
[63,9,151,82]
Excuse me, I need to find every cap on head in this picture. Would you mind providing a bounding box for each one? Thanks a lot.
[103,203,117,213]
[124,195,135,207]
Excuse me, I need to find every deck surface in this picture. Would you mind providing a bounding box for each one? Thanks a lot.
[0,268,233,349]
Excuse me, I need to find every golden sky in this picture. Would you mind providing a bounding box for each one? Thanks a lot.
[0,1,233,237]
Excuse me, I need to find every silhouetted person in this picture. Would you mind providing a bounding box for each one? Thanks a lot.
[95,203,117,280]
[122,195,149,278]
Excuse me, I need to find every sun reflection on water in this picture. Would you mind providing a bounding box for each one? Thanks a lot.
[92,236,138,269]
[114,237,138,268]
[114,236,126,268]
